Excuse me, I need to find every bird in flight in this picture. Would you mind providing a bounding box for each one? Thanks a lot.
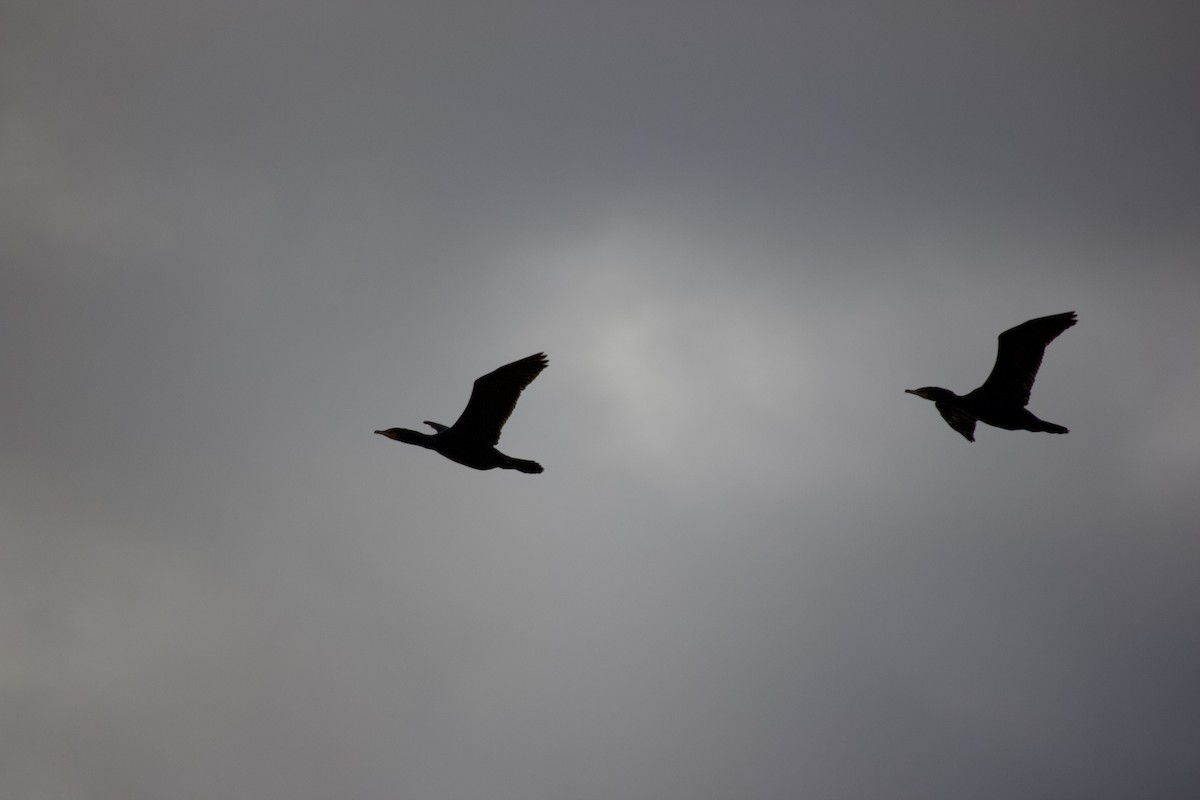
[375,353,548,473]
[906,312,1077,442]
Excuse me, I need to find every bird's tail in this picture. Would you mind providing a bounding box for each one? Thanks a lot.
[503,457,544,474]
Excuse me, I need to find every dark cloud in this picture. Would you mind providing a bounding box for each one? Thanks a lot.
[3,2,1199,798]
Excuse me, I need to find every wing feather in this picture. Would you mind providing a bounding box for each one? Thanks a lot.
[450,353,548,445]
[936,402,977,442]
[978,312,1076,407]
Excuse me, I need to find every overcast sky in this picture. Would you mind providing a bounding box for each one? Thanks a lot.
[3,2,1200,798]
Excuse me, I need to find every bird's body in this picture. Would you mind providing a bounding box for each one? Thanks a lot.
[376,353,547,473]
[906,312,1077,442]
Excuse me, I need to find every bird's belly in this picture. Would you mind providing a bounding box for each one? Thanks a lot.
[973,408,1033,431]
[435,442,501,471]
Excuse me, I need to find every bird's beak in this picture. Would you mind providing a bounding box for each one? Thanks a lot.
[904,389,920,397]
[373,430,385,435]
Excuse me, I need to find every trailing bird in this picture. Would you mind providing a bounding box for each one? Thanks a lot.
[375,353,548,473]
[906,312,1077,442]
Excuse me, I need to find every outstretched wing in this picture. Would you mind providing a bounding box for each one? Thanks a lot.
[449,353,548,445]
[935,402,977,442]
[978,312,1076,407]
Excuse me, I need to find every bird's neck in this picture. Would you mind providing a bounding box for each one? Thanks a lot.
[392,428,438,448]
[928,387,962,403]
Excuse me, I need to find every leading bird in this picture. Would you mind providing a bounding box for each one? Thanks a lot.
[376,353,548,473]
[906,312,1077,442]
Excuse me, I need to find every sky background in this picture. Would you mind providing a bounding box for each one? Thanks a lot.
[3,2,1200,798]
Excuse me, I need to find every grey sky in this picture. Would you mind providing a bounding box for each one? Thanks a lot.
[3,2,1199,798]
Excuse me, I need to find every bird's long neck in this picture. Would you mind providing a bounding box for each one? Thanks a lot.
[389,428,438,448]
[926,387,961,403]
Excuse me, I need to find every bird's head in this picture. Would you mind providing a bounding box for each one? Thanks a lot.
[374,427,429,445]
[905,386,954,403]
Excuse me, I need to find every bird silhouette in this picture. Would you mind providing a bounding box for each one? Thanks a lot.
[906,312,1077,442]
[376,353,548,472]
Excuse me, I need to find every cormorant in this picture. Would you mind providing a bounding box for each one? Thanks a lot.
[906,312,1077,442]
[375,353,548,473]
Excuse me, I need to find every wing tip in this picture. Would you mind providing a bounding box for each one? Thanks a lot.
[1045,310,1078,328]
[523,352,549,376]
